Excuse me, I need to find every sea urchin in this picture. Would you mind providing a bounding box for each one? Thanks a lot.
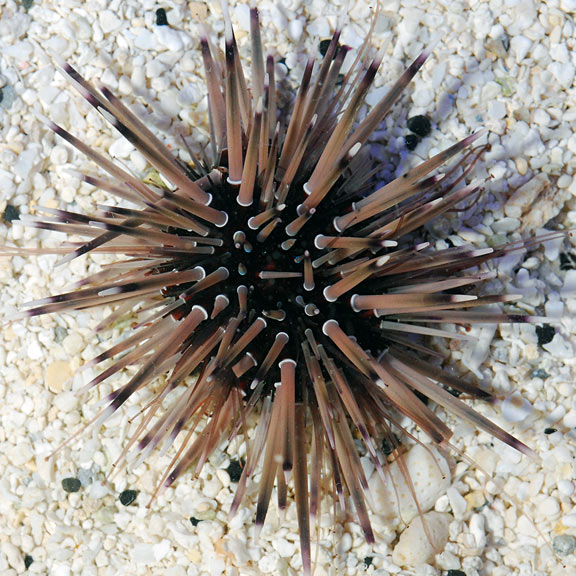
[3,4,557,574]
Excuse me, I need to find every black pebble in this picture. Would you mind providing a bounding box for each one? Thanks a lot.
[189,516,201,526]
[363,556,373,567]
[3,204,20,223]
[61,477,82,493]
[560,252,576,270]
[119,489,138,506]
[381,434,399,455]
[407,114,432,137]
[446,571,467,576]
[544,427,557,434]
[155,8,168,26]
[24,555,34,569]
[405,133,419,150]
[319,39,331,57]
[226,459,245,483]
[535,324,555,346]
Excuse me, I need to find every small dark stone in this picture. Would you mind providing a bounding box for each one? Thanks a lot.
[446,571,467,576]
[24,555,34,569]
[405,133,419,150]
[319,39,331,57]
[155,8,168,26]
[381,434,399,455]
[407,114,432,137]
[21,0,34,11]
[0,84,15,109]
[226,459,245,483]
[560,252,576,270]
[3,204,20,223]
[535,324,555,346]
[61,477,82,493]
[189,516,201,526]
[544,428,557,435]
[119,489,138,506]
[363,556,373,567]
[530,367,549,379]
[553,534,576,555]
[54,325,68,343]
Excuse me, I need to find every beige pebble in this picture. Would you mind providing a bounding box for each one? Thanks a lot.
[45,360,72,393]
[515,157,529,175]
[465,491,486,510]
[189,2,208,19]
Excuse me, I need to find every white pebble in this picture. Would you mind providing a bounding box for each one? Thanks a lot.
[462,324,496,375]
[392,511,450,567]
[131,543,156,563]
[227,538,251,564]
[63,332,85,355]
[538,496,560,517]
[533,109,551,126]
[447,486,468,518]
[562,409,576,428]
[545,299,564,319]
[488,100,507,120]
[558,174,572,189]
[502,392,533,423]
[371,444,451,522]
[177,83,201,107]
[99,10,122,34]
[558,480,575,496]
[562,514,576,528]
[27,339,43,360]
[89,481,109,499]
[469,513,487,550]
[54,391,79,413]
[510,35,532,62]
[108,137,134,159]
[4,542,24,572]
[166,568,187,576]
[14,147,40,180]
[491,216,520,233]
[307,17,330,37]
[549,62,575,88]
[274,537,296,558]
[233,4,251,31]
[134,29,157,51]
[412,87,434,107]
[288,19,304,42]
[50,145,69,166]
[155,27,185,52]
[561,269,576,297]
[543,334,574,359]
[153,540,171,562]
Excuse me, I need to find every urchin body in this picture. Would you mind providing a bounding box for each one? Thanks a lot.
[5,5,552,574]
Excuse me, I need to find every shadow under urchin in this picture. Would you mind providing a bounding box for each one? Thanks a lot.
[8,4,553,574]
